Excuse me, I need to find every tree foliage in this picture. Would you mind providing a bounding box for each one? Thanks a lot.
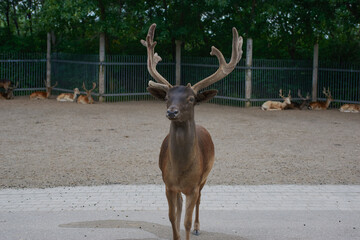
[0,0,359,62]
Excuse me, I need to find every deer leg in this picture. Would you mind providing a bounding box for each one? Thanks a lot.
[184,189,200,240]
[192,190,201,236]
[176,192,183,233]
[166,189,181,240]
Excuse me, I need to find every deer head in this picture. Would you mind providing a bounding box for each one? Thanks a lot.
[322,87,333,101]
[279,89,291,105]
[142,23,243,121]
[45,81,58,94]
[0,82,18,99]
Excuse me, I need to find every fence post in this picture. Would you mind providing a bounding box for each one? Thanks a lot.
[99,33,105,102]
[175,40,182,85]
[312,43,319,102]
[245,38,253,107]
[46,32,51,87]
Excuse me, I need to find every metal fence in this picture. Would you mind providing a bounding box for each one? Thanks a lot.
[1,53,359,107]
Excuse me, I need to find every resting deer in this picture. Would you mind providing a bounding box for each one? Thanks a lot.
[308,87,333,110]
[77,82,96,104]
[0,82,18,100]
[57,88,80,102]
[261,89,291,111]
[339,103,360,113]
[285,89,310,110]
[142,23,243,240]
[0,79,12,92]
[29,81,58,100]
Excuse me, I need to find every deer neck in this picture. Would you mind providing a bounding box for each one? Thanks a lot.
[169,119,197,168]
[281,100,288,109]
[325,98,332,108]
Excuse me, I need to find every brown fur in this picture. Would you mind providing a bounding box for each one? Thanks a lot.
[0,79,12,92]
[30,81,58,100]
[148,85,217,240]
[77,82,96,104]
[339,104,360,113]
[308,87,333,110]
[57,88,80,102]
[0,82,18,100]
[143,23,242,240]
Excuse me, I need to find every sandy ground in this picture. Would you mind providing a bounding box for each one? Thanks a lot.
[0,96,359,189]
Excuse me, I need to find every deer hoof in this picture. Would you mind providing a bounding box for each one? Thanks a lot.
[192,229,200,236]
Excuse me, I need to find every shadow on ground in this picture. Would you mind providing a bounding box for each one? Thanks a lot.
[59,219,247,240]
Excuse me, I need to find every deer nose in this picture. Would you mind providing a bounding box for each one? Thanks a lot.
[166,108,179,119]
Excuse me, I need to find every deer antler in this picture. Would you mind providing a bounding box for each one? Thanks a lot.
[141,24,172,88]
[298,89,310,100]
[82,82,96,92]
[191,27,243,94]
[51,81,58,88]
[279,89,291,98]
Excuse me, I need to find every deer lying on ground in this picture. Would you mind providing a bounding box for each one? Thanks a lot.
[142,23,243,240]
[57,88,80,102]
[0,79,12,92]
[0,82,18,100]
[308,87,333,110]
[29,81,58,100]
[285,89,310,110]
[339,103,360,113]
[261,89,291,111]
[77,82,96,104]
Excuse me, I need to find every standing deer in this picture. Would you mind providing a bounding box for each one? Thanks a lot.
[142,23,243,240]
[0,82,18,100]
[308,87,333,110]
[285,89,310,110]
[57,88,80,102]
[29,81,58,100]
[0,79,12,92]
[339,103,360,113]
[261,89,291,111]
[77,82,96,104]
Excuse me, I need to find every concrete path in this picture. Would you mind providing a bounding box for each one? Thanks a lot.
[0,185,360,239]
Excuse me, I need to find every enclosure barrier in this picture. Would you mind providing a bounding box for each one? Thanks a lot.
[1,52,359,107]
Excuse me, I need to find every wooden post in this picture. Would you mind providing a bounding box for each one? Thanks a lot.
[245,38,253,107]
[46,32,51,88]
[175,40,182,86]
[99,32,105,102]
[312,43,319,102]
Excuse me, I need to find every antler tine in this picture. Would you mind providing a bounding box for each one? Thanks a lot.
[279,89,284,98]
[192,27,243,93]
[141,24,172,88]
[90,82,97,92]
[51,81,58,88]
[288,90,291,97]
[297,89,304,99]
[82,82,88,92]
[322,87,330,97]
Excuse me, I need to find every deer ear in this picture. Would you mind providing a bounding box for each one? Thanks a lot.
[147,86,168,101]
[195,89,218,104]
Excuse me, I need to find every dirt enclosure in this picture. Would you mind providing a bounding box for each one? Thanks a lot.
[0,96,359,189]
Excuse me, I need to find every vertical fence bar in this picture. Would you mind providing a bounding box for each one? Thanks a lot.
[176,40,182,86]
[46,33,51,88]
[312,43,319,102]
[99,33,105,102]
[245,38,253,107]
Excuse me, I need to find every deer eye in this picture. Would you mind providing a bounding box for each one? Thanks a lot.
[188,96,195,103]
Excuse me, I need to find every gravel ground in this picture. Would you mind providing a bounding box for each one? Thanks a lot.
[0,96,359,189]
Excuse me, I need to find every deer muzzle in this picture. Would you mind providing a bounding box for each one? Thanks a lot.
[166,107,179,120]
